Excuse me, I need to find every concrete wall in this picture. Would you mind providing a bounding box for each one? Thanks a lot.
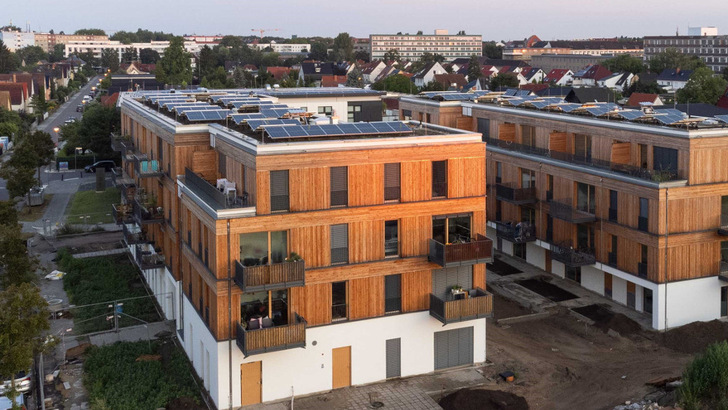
[581,265,604,296]
[656,276,722,330]
[525,243,546,271]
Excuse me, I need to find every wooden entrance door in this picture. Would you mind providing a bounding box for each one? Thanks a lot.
[332,346,351,389]
[240,361,262,406]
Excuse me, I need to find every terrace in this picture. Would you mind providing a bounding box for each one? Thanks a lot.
[429,288,493,325]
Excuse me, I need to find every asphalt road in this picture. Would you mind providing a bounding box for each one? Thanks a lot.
[0,75,102,201]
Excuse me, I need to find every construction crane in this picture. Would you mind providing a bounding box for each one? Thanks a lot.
[251,28,279,38]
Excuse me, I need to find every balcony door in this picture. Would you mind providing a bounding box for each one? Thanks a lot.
[240,289,289,328]
[432,214,471,245]
[239,231,288,267]
[432,266,473,299]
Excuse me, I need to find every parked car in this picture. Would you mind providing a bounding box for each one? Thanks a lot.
[64,118,77,124]
[0,370,32,395]
[76,104,83,112]
[84,160,115,173]
[0,393,25,410]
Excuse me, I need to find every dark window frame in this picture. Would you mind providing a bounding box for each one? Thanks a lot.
[330,166,348,207]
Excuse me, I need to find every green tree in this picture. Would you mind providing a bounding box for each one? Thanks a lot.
[676,67,728,104]
[482,42,503,59]
[198,45,217,79]
[346,67,363,88]
[383,49,401,63]
[121,47,138,64]
[74,28,106,36]
[0,122,19,140]
[354,51,370,63]
[0,142,37,202]
[722,67,728,82]
[467,55,482,80]
[139,48,160,64]
[0,40,18,74]
[309,42,329,61]
[0,283,52,406]
[371,74,415,94]
[0,224,36,286]
[490,73,520,90]
[0,200,18,227]
[679,341,728,410]
[420,81,445,92]
[100,48,120,72]
[648,48,706,73]
[232,66,254,87]
[78,104,120,155]
[332,33,354,62]
[48,44,65,63]
[21,131,55,182]
[16,46,46,66]
[156,37,192,87]
[29,93,49,122]
[603,54,644,74]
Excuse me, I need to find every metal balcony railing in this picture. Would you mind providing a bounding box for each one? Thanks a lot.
[428,234,494,267]
[495,183,537,205]
[494,221,536,243]
[133,197,164,225]
[551,243,596,267]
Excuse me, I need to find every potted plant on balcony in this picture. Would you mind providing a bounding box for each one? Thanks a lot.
[285,252,302,262]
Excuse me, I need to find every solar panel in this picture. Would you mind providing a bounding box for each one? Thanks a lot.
[716,114,728,124]
[338,123,360,134]
[259,108,300,118]
[266,121,414,140]
[504,89,518,96]
[266,126,292,139]
[556,103,583,113]
[246,119,300,129]
[652,112,686,125]
[173,105,223,114]
[616,110,645,120]
[231,100,276,108]
[229,113,268,125]
[440,93,478,101]
[183,110,231,122]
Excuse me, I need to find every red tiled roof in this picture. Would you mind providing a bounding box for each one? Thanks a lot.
[433,74,467,89]
[266,66,291,80]
[520,83,550,93]
[101,92,119,108]
[543,69,571,83]
[578,65,612,80]
[321,75,347,87]
[627,93,660,107]
[0,82,28,105]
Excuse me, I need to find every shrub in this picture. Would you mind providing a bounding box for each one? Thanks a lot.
[679,341,728,410]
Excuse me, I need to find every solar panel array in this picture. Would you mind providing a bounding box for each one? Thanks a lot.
[651,109,687,125]
[229,113,268,125]
[259,108,305,118]
[229,100,277,108]
[176,105,227,115]
[246,119,301,129]
[182,110,232,122]
[584,104,618,117]
[266,121,413,140]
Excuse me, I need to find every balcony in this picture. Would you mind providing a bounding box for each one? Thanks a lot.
[484,136,682,183]
[110,134,132,153]
[429,288,493,325]
[551,243,596,267]
[133,197,164,225]
[494,221,536,243]
[111,203,133,225]
[122,222,145,245]
[236,313,307,357]
[134,158,164,178]
[495,183,537,205]
[429,234,493,267]
[179,168,252,217]
[234,259,305,293]
[134,244,165,270]
[548,199,597,224]
[719,215,728,236]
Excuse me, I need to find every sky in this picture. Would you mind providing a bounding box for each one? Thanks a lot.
[4,0,728,41]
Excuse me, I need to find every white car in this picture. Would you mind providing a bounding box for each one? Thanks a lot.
[0,370,32,395]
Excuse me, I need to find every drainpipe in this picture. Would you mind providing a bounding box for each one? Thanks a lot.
[664,188,669,331]
[228,220,233,410]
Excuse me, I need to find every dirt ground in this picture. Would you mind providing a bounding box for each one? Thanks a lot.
[484,308,692,410]
[31,230,124,255]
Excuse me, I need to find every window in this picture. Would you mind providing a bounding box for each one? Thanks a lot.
[521,206,535,224]
[332,281,347,321]
[521,125,535,147]
[609,235,618,266]
[347,104,361,122]
[566,266,581,283]
[384,220,399,257]
[574,134,591,161]
[546,174,553,201]
[239,231,288,266]
[318,106,333,115]
[384,274,401,313]
[270,170,289,212]
[639,244,648,278]
[609,190,618,222]
[330,224,349,264]
[401,109,412,120]
[495,162,502,184]
[477,118,490,139]
[384,163,401,201]
[433,214,471,244]
[653,146,678,175]
[520,168,535,189]
[241,289,289,326]
[330,166,348,207]
[432,160,447,197]
[644,288,653,314]
[639,198,649,232]
[577,224,594,251]
[218,152,226,177]
[576,182,596,214]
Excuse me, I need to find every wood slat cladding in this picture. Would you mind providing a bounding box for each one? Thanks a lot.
[549,132,568,153]
[289,225,330,268]
[448,156,486,198]
[401,161,431,202]
[401,270,432,312]
[611,142,631,165]
[349,276,385,320]
[305,257,435,285]
[348,164,384,206]
[499,123,516,142]
[192,150,217,181]
[289,167,329,211]
[349,220,385,263]
[665,242,719,281]
[472,264,486,289]
[256,171,270,215]
[400,216,431,257]
[689,147,728,185]
[667,197,721,233]
[290,283,331,326]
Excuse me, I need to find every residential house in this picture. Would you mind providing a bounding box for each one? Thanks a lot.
[543,69,574,86]
[412,62,447,88]
[626,93,663,108]
[321,75,348,88]
[0,82,29,112]
[519,67,545,84]
[433,74,467,91]
[265,67,292,82]
[361,61,387,84]
[121,63,156,75]
[572,65,613,87]
[656,69,693,92]
[565,88,616,104]
[597,72,634,92]
[299,62,352,87]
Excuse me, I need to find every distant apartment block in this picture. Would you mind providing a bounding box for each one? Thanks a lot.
[64,40,203,61]
[370,30,482,62]
[0,30,35,52]
[34,33,109,52]
[249,42,310,54]
[644,28,728,74]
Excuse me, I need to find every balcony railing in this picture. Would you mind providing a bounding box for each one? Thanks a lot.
[134,159,164,178]
[122,223,144,245]
[110,134,132,153]
[551,243,596,267]
[183,168,250,210]
[134,244,165,270]
[112,203,133,225]
[484,136,682,183]
[429,234,493,267]
[234,259,305,292]
[495,183,537,205]
[719,215,728,236]
[429,288,493,325]
[548,199,597,223]
[236,313,306,357]
[133,198,164,225]
[494,221,536,243]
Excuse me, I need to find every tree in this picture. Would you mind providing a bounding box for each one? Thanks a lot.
[100,48,120,72]
[383,49,401,63]
[603,54,644,74]
[354,51,370,63]
[29,93,49,122]
[0,224,36,286]
[722,67,728,82]
[48,44,65,63]
[15,46,46,66]
[467,55,482,80]
[371,75,415,94]
[232,66,254,88]
[490,73,520,90]
[139,48,160,64]
[679,341,728,409]
[78,104,120,155]
[0,200,18,228]
[0,141,36,203]
[346,67,363,88]
[156,37,192,87]
[74,28,106,36]
[309,42,329,61]
[0,40,18,74]
[332,33,354,62]
[648,48,705,73]
[21,131,54,182]
[121,47,138,64]
[482,42,503,59]
[0,283,52,406]
[676,67,728,104]
[197,45,217,79]
[420,81,445,92]
[0,122,19,140]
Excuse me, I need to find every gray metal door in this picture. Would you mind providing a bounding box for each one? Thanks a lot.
[434,327,474,370]
[432,266,473,299]
[385,338,401,378]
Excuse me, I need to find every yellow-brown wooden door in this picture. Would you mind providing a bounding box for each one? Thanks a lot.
[332,346,351,389]
[240,361,262,406]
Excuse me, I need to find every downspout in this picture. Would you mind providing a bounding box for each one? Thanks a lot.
[228,220,233,409]
[664,188,669,331]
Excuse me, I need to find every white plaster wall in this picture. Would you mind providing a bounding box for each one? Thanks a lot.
[486,226,496,242]
[525,243,545,271]
[655,276,722,330]
[635,285,644,312]
[580,265,604,296]
[214,312,486,408]
[274,96,380,122]
[182,295,222,408]
[551,260,565,279]
[501,240,513,256]
[612,276,627,305]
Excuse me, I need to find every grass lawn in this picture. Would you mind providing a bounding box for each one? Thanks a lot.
[65,187,119,224]
[58,250,159,335]
[17,194,54,222]
[84,340,203,410]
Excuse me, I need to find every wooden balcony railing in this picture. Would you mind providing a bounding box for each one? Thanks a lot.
[429,288,493,325]
[548,199,596,224]
[429,234,493,267]
[551,243,596,267]
[494,221,536,243]
[236,313,306,357]
[234,259,305,292]
[495,183,537,205]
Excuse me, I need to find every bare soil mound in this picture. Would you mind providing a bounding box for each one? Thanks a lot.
[660,319,728,354]
[572,304,642,336]
[439,388,529,410]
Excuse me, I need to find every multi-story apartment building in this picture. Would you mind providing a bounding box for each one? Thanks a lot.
[400,90,728,331]
[370,30,482,62]
[644,31,728,74]
[64,40,203,61]
[249,42,310,54]
[0,30,35,52]
[113,87,493,408]
[34,33,109,52]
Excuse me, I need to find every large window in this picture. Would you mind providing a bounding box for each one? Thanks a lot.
[347,104,362,122]
[384,274,401,313]
[239,230,288,266]
[384,163,401,201]
[382,219,399,257]
[330,224,349,264]
[332,281,347,321]
[576,182,596,214]
[495,162,502,184]
[432,160,447,198]
[609,190,618,222]
[433,214,471,244]
[477,118,490,139]
[318,106,333,115]
[521,125,535,147]
[574,134,591,161]
[330,166,348,207]
[639,198,649,232]
[520,168,535,188]
[653,146,678,175]
[240,289,289,328]
[270,170,289,212]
